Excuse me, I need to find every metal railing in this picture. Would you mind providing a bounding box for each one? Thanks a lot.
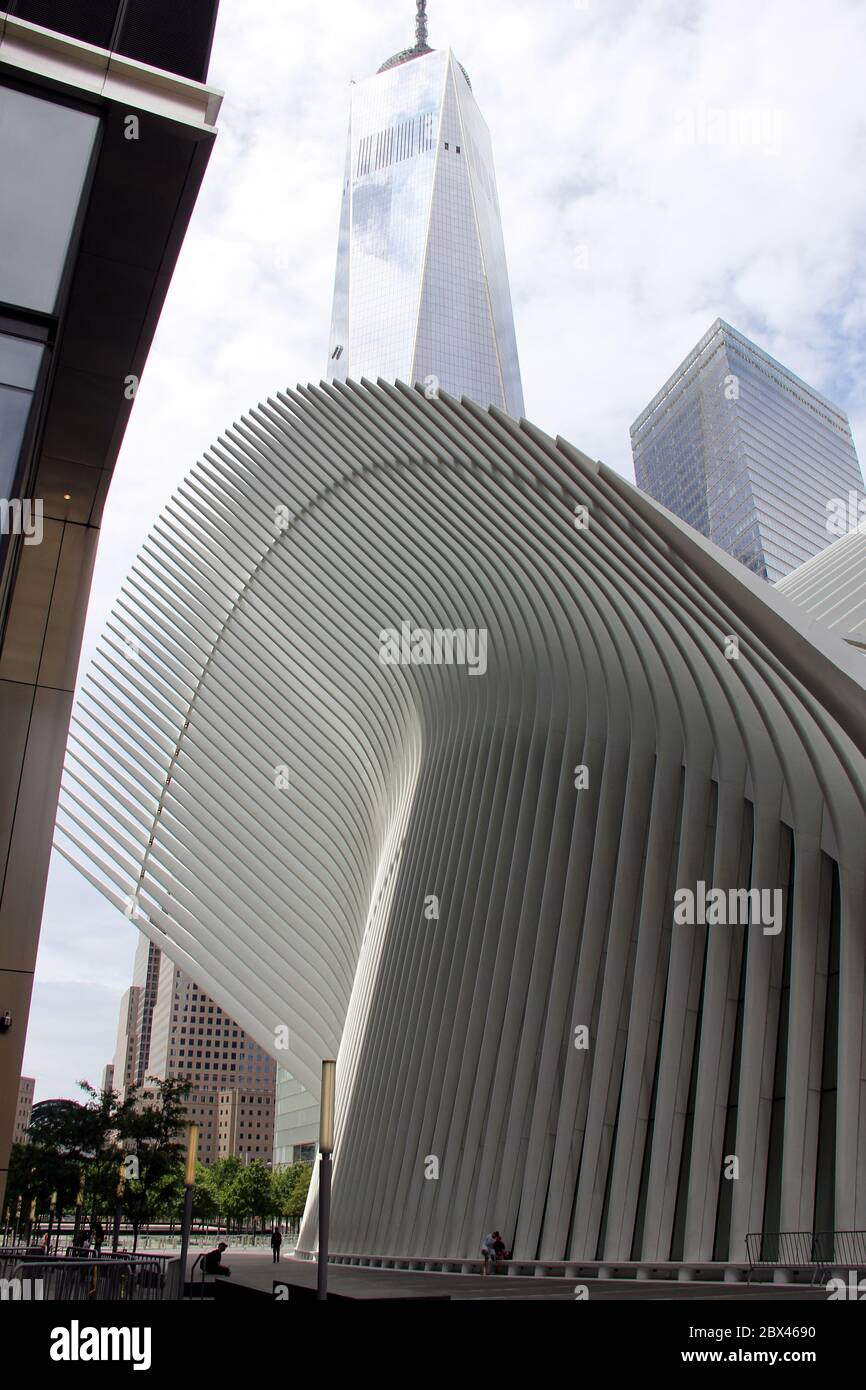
[188,1252,217,1299]
[746,1231,824,1267]
[746,1231,866,1284]
[0,1246,39,1283]
[135,1231,295,1253]
[814,1231,866,1264]
[6,1255,169,1301]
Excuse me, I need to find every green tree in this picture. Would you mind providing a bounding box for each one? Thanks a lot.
[76,1082,131,1223]
[271,1163,298,1221]
[272,1161,312,1225]
[117,1077,189,1250]
[202,1156,242,1228]
[223,1161,273,1232]
[285,1163,312,1221]
[5,1140,78,1231]
[186,1164,218,1225]
[146,1169,184,1225]
[4,1083,125,1235]
[192,1180,218,1224]
[273,1162,311,1217]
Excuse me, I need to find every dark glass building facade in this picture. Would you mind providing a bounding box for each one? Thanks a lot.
[5,0,218,82]
[630,319,865,583]
[0,0,221,1207]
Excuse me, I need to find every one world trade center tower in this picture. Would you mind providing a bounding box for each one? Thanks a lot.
[327,1,524,418]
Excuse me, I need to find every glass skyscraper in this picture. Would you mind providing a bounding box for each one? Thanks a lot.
[326,3,524,418]
[630,318,865,583]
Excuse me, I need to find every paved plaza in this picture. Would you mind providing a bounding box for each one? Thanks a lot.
[194,1252,831,1301]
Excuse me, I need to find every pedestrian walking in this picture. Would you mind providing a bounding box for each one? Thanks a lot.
[271,1225,283,1263]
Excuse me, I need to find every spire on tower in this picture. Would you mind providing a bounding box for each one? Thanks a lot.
[415,0,429,50]
[378,0,470,87]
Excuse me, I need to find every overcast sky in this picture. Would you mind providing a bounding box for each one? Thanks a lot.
[24,0,866,1100]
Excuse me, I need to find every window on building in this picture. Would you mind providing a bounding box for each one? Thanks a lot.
[0,324,48,498]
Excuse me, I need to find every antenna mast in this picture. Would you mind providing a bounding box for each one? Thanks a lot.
[415,0,428,50]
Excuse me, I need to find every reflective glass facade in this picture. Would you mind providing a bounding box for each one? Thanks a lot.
[0,333,46,499]
[631,320,866,583]
[0,83,98,578]
[327,48,524,419]
[0,85,99,314]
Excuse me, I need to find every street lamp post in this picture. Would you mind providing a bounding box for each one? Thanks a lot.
[46,1190,57,1251]
[72,1173,84,1249]
[316,1059,336,1301]
[112,1158,125,1254]
[178,1123,199,1300]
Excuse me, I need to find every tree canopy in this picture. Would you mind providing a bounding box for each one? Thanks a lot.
[4,1079,313,1242]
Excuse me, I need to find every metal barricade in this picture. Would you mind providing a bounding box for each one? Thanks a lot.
[813,1230,866,1267]
[745,1230,866,1286]
[746,1230,819,1267]
[0,1246,39,1287]
[9,1257,167,1301]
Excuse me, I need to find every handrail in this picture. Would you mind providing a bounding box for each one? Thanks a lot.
[745,1231,866,1287]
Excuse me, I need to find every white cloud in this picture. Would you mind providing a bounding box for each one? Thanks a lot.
[29,0,866,1096]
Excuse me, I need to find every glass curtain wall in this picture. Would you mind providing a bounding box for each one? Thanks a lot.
[0,82,99,585]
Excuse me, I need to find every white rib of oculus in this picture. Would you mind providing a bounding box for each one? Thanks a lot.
[56,379,866,1263]
[777,524,866,654]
